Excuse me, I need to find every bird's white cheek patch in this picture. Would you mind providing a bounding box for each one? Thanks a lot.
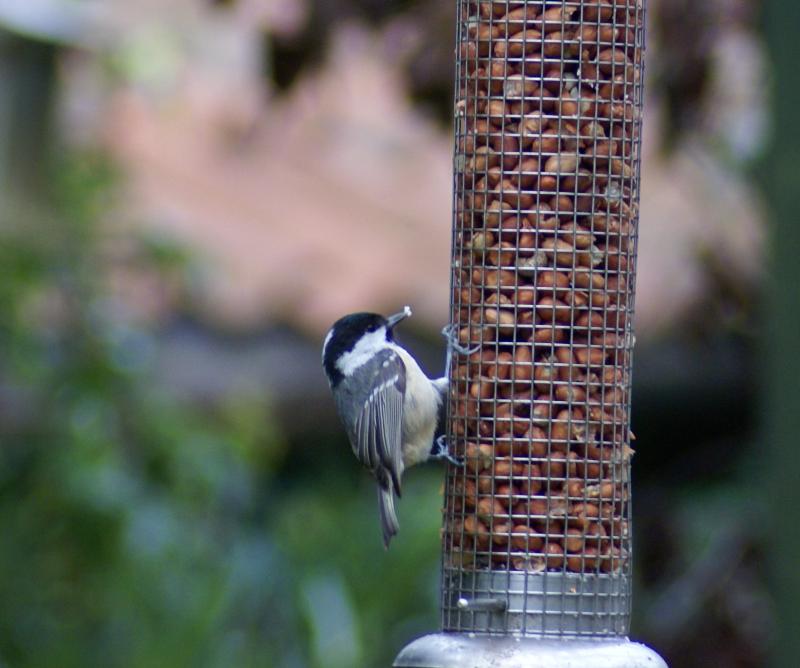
[336,328,388,375]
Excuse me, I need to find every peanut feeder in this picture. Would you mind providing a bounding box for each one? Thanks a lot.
[395,2,667,666]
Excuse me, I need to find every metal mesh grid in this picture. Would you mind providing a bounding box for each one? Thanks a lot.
[441,0,646,638]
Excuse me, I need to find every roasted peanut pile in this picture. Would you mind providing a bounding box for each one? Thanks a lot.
[444,0,644,574]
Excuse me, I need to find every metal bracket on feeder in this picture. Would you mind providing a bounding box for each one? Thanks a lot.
[395,0,667,665]
[456,596,507,612]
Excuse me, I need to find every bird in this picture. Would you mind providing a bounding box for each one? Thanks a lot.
[322,306,466,547]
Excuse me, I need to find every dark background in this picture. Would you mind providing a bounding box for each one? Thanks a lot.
[1,1,797,666]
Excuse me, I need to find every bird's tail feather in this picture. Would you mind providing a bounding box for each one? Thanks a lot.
[378,483,399,549]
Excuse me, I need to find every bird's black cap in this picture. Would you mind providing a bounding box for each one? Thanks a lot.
[322,307,411,386]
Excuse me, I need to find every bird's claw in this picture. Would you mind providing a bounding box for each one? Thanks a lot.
[441,324,481,356]
[430,434,465,467]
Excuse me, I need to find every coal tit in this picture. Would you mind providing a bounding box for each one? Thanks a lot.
[322,306,464,547]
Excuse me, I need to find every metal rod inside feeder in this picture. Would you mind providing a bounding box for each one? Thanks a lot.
[395,1,667,665]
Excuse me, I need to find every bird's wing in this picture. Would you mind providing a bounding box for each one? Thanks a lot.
[336,348,406,493]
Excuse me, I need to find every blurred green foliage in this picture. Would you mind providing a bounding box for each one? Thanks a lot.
[0,146,442,667]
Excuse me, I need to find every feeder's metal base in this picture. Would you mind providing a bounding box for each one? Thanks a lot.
[443,570,631,636]
[393,633,668,668]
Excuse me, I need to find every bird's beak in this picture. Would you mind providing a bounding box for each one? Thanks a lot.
[386,305,412,330]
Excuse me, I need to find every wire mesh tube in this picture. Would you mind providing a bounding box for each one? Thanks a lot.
[441,0,646,638]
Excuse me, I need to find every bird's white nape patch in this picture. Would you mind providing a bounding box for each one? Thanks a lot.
[335,327,388,375]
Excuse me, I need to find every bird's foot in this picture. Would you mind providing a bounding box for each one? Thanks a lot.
[430,435,465,467]
[441,324,481,378]
[441,324,481,356]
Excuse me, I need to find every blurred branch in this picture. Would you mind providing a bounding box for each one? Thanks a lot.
[643,526,749,645]
[761,1,800,666]
[0,30,56,211]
